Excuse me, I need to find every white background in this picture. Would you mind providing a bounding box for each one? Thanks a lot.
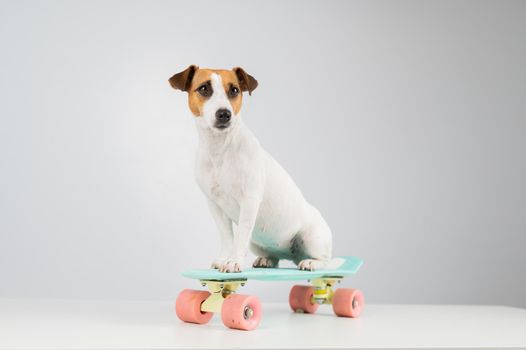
[1,0,525,307]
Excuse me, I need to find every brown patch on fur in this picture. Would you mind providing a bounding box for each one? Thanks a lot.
[217,70,243,115]
[233,67,258,95]
[168,65,197,91]
[187,69,213,116]
[168,66,258,117]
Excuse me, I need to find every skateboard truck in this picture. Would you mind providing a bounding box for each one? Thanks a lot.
[313,278,362,311]
[311,277,341,305]
[199,279,247,313]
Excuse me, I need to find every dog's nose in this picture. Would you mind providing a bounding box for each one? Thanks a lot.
[215,108,231,123]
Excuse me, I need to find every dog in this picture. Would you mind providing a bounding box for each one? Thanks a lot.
[169,65,332,273]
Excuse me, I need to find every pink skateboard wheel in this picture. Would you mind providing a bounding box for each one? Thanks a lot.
[289,285,319,314]
[221,294,262,331]
[175,289,213,324]
[332,288,364,317]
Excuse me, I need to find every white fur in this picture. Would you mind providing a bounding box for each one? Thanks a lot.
[194,74,332,272]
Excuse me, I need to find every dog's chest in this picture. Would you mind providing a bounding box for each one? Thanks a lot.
[196,151,242,219]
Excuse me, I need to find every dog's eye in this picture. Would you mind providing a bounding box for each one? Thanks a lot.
[228,86,240,98]
[197,84,211,97]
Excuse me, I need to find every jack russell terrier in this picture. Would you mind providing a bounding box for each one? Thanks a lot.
[169,65,332,273]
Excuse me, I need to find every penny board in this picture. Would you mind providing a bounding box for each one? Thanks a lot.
[182,256,363,281]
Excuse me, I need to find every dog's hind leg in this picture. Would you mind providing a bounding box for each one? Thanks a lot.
[250,242,280,268]
[292,212,332,271]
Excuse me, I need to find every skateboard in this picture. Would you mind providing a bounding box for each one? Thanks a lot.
[175,256,364,331]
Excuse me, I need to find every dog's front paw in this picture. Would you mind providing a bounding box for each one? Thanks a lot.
[253,256,278,268]
[211,258,226,269]
[298,259,326,271]
[218,258,243,273]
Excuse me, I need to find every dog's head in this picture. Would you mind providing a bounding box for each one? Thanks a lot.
[169,65,258,131]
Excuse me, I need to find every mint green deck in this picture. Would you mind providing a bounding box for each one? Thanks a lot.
[182,256,363,281]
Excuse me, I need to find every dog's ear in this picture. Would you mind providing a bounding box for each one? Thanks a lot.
[168,65,198,92]
[233,67,258,95]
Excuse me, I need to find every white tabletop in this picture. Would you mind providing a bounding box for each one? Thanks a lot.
[1,298,525,349]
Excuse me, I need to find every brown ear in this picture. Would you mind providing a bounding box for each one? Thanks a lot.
[168,65,198,91]
[233,67,258,95]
